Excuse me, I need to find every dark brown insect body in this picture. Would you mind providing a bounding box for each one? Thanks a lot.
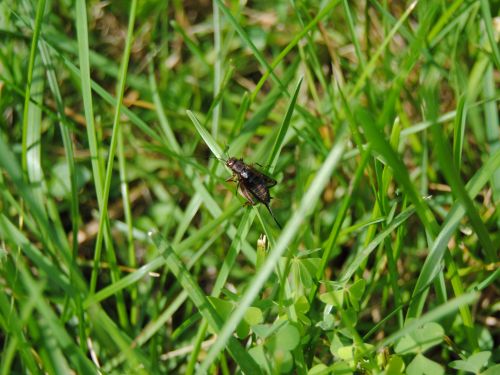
[226,157,282,229]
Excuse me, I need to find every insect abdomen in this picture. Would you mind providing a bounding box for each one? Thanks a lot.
[249,183,270,204]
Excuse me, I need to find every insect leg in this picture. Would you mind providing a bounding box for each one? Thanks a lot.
[239,183,257,206]
[226,174,237,182]
[234,181,240,199]
[265,179,277,188]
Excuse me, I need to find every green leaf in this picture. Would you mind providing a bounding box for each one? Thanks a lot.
[308,364,329,375]
[291,257,321,290]
[267,78,303,169]
[295,296,310,314]
[449,351,491,373]
[337,345,354,362]
[330,361,354,374]
[406,354,443,375]
[207,297,233,319]
[318,313,335,331]
[481,364,500,375]
[248,345,271,374]
[252,320,287,340]
[268,323,300,352]
[394,322,444,355]
[273,349,294,373]
[244,306,264,326]
[347,279,366,310]
[187,110,225,160]
[385,355,405,375]
[252,324,273,340]
[348,279,366,301]
[319,290,344,308]
[207,297,251,338]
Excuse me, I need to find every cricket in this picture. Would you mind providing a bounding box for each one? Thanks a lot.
[224,157,282,229]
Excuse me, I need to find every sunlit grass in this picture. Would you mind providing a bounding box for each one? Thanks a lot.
[0,1,498,374]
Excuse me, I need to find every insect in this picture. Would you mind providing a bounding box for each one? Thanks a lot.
[225,157,282,229]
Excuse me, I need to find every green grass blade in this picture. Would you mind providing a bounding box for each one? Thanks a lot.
[479,0,500,71]
[74,0,105,198]
[251,0,341,102]
[0,134,74,270]
[377,292,479,351]
[407,147,500,317]
[357,109,439,237]
[267,78,303,170]
[21,0,46,173]
[200,124,349,372]
[90,0,138,328]
[14,261,97,374]
[338,206,415,284]
[452,95,467,169]
[212,0,222,138]
[24,55,45,208]
[424,86,495,260]
[150,232,262,374]
[213,0,287,97]
[187,110,225,159]
[350,0,418,99]
[148,61,180,152]
[482,64,500,222]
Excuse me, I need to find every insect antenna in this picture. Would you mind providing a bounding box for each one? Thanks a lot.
[254,161,273,172]
[209,155,226,163]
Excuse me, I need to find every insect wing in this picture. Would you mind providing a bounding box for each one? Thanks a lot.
[247,165,277,187]
[238,181,257,205]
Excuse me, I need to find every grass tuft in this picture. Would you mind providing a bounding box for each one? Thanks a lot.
[0,0,498,373]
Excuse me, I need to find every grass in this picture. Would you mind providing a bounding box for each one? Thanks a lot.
[0,0,499,374]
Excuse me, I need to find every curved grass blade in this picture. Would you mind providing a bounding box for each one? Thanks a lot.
[407,148,500,317]
[377,292,479,351]
[425,87,495,261]
[187,110,225,160]
[338,206,416,284]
